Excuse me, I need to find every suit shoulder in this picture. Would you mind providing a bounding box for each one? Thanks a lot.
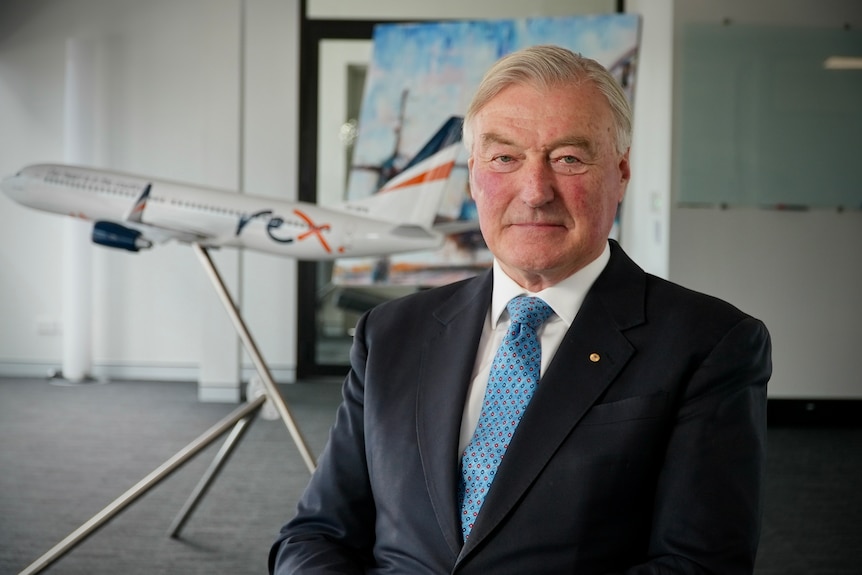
[646,273,749,318]
[603,241,761,330]
[642,273,770,348]
[365,272,488,323]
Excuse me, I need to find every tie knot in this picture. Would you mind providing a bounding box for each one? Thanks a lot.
[506,296,553,330]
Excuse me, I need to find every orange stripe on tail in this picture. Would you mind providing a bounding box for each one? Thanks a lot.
[381,160,456,193]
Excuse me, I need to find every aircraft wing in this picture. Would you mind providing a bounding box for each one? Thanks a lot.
[389,224,439,239]
[127,220,212,244]
[431,219,480,235]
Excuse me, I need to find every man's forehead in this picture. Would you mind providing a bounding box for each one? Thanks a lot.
[477,84,608,122]
[472,85,611,152]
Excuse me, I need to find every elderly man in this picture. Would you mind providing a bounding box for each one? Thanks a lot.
[270,45,771,574]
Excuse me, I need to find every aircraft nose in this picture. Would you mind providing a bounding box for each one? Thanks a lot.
[1,174,27,204]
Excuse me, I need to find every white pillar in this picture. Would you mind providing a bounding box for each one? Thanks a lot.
[623,0,674,279]
[198,247,243,403]
[198,3,244,402]
[62,38,97,381]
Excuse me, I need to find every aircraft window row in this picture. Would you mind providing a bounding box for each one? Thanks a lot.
[45,175,135,197]
[169,199,241,217]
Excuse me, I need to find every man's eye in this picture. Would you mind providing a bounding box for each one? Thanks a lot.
[485,153,519,172]
[551,155,587,174]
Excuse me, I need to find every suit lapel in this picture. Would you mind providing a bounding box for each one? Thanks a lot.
[459,242,648,557]
[416,271,493,557]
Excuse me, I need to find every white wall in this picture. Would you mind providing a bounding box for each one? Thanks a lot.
[0,0,299,400]
[670,0,862,399]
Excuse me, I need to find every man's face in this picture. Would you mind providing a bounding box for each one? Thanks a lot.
[468,81,630,291]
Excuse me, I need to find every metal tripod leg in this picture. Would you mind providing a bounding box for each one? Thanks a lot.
[20,244,317,574]
[165,244,317,537]
[168,411,257,538]
[191,243,317,474]
[18,396,265,575]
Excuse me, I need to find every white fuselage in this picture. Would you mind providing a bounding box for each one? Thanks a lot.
[2,164,446,259]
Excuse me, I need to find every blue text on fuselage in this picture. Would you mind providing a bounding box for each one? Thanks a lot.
[236,209,294,244]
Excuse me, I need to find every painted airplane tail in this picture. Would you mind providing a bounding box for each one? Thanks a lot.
[341,116,463,230]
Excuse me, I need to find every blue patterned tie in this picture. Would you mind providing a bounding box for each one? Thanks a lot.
[459,296,553,540]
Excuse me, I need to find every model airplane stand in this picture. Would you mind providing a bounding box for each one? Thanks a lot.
[19,243,317,575]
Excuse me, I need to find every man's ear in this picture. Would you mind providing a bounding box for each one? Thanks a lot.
[467,156,476,199]
[617,149,631,203]
[619,148,631,184]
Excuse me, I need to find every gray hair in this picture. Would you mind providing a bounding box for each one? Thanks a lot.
[463,45,632,155]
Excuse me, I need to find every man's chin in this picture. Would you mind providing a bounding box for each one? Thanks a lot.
[500,253,567,277]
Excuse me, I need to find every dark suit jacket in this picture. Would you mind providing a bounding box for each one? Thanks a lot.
[270,240,772,574]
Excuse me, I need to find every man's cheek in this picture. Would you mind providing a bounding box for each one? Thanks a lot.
[470,169,505,202]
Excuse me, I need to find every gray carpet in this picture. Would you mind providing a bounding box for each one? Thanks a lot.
[0,377,341,575]
[1,377,860,574]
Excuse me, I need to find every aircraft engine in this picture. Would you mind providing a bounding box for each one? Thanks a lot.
[92,221,153,252]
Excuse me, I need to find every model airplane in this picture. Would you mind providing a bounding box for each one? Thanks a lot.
[1,117,465,260]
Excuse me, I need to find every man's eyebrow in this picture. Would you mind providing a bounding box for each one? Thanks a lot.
[550,136,595,155]
[478,132,515,148]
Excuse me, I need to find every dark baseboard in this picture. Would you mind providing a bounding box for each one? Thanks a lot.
[767,399,862,427]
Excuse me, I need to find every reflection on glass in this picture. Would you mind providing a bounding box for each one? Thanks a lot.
[314,57,417,366]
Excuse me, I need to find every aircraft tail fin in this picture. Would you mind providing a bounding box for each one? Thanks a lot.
[124,183,152,223]
[342,116,463,229]
[399,116,463,174]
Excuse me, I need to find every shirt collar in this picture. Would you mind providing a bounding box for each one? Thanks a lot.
[490,242,611,329]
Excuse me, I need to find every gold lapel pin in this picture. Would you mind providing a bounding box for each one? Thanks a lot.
[589,353,600,363]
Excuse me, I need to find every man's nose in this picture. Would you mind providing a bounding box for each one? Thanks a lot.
[518,159,554,208]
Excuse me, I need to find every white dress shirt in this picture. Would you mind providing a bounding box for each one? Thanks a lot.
[458,242,611,453]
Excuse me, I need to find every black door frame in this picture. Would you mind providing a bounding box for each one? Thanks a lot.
[296,3,400,378]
